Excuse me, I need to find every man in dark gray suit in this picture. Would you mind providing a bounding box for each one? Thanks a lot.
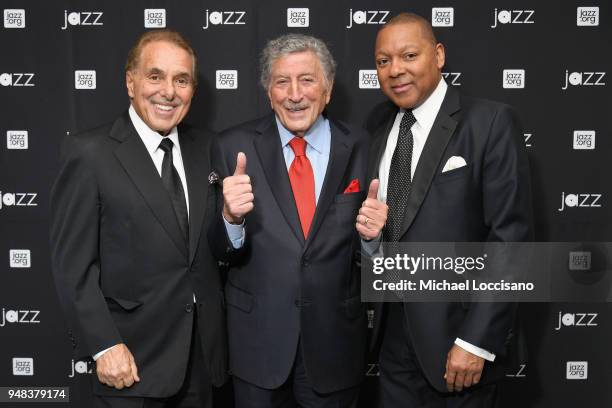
[209,34,370,408]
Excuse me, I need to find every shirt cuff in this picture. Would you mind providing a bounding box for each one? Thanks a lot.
[361,233,382,257]
[223,217,245,249]
[454,338,496,362]
[92,344,119,361]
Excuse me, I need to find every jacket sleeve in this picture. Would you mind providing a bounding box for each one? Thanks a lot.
[207,136,249,265]
[50,135,122,358]
[457,104,533,356]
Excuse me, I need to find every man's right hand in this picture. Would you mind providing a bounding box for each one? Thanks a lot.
[96,343,140,389]
[223,152,254,224]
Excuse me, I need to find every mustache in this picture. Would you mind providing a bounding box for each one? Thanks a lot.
[283,101,308,111]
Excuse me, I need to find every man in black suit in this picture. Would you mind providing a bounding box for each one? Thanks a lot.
[50,30,227,408]
[209,34,370,407]
[357,13,533,407]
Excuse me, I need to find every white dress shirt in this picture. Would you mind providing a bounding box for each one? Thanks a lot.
[128,105,190,216]
[93,105,190,361]
[363,78,496,362]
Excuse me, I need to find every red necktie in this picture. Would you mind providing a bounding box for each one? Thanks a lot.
[288,137,316,238]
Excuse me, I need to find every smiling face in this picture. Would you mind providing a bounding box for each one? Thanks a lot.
[126,40,195,135]
[375,21,445,109]
[267,51,332,137]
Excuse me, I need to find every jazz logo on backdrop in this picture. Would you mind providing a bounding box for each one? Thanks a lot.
[346,9,389,29]
[61,10,103,29]
[555,311,597,331]
[0,308,40,326]
[561,70,606,90]
[558,192,602,211]
[491,8,534,28]
[202,9,246,29]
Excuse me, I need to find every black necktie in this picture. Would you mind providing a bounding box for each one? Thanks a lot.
[384,110,416,242]
[158,138,189,246]
[383,111,416,300]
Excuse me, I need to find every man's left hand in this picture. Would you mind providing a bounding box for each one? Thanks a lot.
[356,179,388,240]
[444,344,485,393]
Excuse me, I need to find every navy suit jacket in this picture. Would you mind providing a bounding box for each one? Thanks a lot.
[210,114,369,393]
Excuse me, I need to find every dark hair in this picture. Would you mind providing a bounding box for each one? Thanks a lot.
[383,12,438,45]
[125,29,198,86]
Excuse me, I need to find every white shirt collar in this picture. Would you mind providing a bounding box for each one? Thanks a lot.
[128,105,180,154]
[405,77,448,134]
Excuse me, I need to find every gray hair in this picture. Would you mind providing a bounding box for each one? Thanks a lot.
[260,33,336,90]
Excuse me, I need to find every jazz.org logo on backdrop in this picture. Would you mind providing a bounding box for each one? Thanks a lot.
[0,191,38,210]
[555,311,597,331]
[491,8,534,28]
[287,8,309,27]
[9,249,31,268]
[359,70,379,89]
[75,70,96,89]
[61,10,103,30]
[569,251,592,271]
[573,130,595,150]
[68,359,93,378]
[13,358,33,376]
[577,7,599,26]
[0,308,41,327]
[144,9,166,28]
[203,9,246,29]
[558,192,602,211]
[4,9,25,28]
[7,130,28,149]
[502,69,525,89]
[0,72,35,87]
[216,70,238,89]
[566,361,588,379]
[346,9,389,29]
[561,70,606,90]
[524,133,533,148]
[432,8,454,27]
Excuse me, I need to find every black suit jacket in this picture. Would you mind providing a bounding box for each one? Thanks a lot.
[50,112,228,397]
[209,114,368,393]
[367,86,533,392]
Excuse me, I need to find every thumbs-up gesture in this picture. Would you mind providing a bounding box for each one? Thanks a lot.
[356,179,388,240]
[222,152,254,224]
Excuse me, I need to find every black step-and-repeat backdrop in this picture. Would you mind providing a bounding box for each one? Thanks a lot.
[1,1,611,407]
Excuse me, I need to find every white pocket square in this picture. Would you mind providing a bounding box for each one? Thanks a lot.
[442,156,467,173]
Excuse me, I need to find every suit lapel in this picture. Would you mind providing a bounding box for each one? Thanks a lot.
[398,86,460,238]
[253,115,305,245]
[304,119,353,251]
[111,112,188,259]
[368,105,397,181]
[179,128,208,265]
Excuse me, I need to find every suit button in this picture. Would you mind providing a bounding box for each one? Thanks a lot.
[185,304,193,313]
[301,258,310,268]
[294,300,300,308]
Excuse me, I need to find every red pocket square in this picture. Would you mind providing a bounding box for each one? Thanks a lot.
[343,179,360,194]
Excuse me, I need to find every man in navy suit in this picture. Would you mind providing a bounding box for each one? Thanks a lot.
[357,13,533,407]
[210,34,370,408]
